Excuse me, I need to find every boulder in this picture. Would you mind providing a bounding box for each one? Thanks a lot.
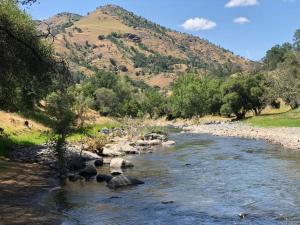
[67,157,86,171]
[110,157,134,175]
[144,133,167,141]
[102,147,125,157]
[162,140,176,146]
[96,174,113,182]
[110,169,123,175]
[121,143,140,154]
[107,175,144,189]
[94,159,104,167]
[68,173,84,182]
[136,139,162,146]
[79,165,97,178]
[110,157,134,169]
[66,147,102,161]
[100,127,110,135]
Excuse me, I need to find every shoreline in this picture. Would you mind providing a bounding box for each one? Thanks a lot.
[183,122,300,151]
[0,161,61,225]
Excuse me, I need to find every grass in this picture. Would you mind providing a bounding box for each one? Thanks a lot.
[67,122,120,142]
[0,110,119,156]
[245,108,300,127]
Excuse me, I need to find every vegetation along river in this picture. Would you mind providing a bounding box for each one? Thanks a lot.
[43,131,300,225]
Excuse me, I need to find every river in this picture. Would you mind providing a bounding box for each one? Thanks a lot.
[43,131,300,225]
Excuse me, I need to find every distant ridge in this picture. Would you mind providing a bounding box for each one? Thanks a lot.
[37,4,257,88]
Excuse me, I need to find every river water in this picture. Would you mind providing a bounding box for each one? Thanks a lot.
[44,132,300,225]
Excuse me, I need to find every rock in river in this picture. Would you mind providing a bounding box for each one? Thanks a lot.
[96,174,113,182]
[79,165,97,178]
[94,159,104,167]
[106,175,144,189]
[110,157,134,169]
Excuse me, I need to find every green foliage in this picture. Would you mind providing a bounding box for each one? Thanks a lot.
[220,74,269,119]
[132,51,181,74]
[169,74,222,118]
[264,43,292,69]
[93,88,118,116]
[82,70,141,117]
[293,29,300,51]
[46,90,77,135]
[0,0,56,111]
[140,88,166,118]
[273,51,300,109]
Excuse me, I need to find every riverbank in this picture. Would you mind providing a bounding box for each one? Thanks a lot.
[183,122,300,150]
[0,160,61,224]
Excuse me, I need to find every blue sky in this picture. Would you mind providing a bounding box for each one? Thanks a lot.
[23,0,300,61]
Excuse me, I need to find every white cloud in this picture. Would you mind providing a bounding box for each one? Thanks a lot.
[225,0,259,8]
[233,17,251,24]
[182,17,216,31]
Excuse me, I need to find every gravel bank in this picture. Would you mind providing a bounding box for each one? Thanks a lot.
[184,123,300,150]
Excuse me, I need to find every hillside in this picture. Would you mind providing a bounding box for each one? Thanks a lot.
[37,5,256,88]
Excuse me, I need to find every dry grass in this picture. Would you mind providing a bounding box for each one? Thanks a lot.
[39,6,253,88]
[0,111,48,133]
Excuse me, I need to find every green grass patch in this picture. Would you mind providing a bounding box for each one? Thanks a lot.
[67,122,120,142]
[0,131,48,156]
[245,108,300,127]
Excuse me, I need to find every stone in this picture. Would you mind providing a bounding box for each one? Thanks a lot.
[79,165,97,178]
[110,157,134,169]
[96,174,112,182]
[239,213,249,219]
[110,169,123,175]
[100,127,110,135]
[136,139,162,146]
[107,175,144,189]
[102,147,125,157]
[94,159,104,167]
[162,140,176,146]
[144,133,168,141]
[68,174,84,182]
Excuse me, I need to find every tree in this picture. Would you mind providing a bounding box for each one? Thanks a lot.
[140,88,165,118]
[0,0,64,111]
[293,29,300,51]
[264,43,292,70]
[169,74,222,118]
[273,51,300,109]
[220,74,269,119]
[93,88,118,116]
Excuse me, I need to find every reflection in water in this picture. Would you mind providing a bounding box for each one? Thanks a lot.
[44,132,300,225]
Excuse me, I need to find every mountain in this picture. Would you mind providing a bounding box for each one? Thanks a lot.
[37,5,257,88]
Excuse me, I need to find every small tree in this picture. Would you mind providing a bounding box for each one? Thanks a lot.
[46,90,77,175]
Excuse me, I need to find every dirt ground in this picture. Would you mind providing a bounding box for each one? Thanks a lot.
[0,160,62,225]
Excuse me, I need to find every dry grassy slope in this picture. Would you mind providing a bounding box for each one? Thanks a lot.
[38,5,257,88]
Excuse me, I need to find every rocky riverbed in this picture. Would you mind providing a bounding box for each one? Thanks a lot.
[184,122,300,150]
[8,129,175,182]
